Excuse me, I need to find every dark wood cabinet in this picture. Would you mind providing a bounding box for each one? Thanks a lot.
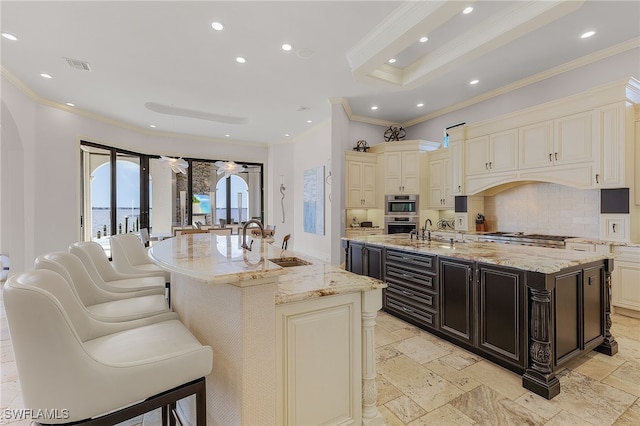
[477,264,525,368]
[439,258,474,344]
[384,249,438,329]
[345,241,384,280]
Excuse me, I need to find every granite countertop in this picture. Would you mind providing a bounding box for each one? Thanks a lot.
[343,234,612,274]
[149,234,384,304]
[565,237,640,248]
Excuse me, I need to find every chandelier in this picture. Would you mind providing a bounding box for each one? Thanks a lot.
[159,156,188,174]
[214,160,246,178]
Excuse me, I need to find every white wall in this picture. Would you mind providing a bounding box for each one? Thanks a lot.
[268,142,294,246]
[1,75,268,274]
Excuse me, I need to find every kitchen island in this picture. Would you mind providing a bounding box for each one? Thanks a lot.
[343,234,618,400]
[149,234,386,425]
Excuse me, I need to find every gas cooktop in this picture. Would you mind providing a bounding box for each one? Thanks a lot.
[477,232,571,248]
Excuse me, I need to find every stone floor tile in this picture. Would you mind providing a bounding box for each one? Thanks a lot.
[377,374,404,405]
[377,404,406,426]
[514,391,563,421]
[423,358,481,393]
[376,326,406,347]
[384,395,427,424]
[570,351,625,381]
[1,360,18,382]
[407,403,477,426]
[461,360,526,400]
[544,410,596,426]
[450,385,546,425]
[376,344,402,364]
[612,398,640,426]
[551,370,636,425]
[393,334,453,364]
[602,360,640,397]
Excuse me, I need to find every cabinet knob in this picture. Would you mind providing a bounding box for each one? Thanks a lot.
[612,223,617,233]
[485,162,489,170]
[555,152,558,161]
[595,174,600,184]
[549,153,552,162]
[489,161,492,169]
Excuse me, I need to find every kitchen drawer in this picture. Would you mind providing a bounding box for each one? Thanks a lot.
[384,293,437,329]
[386,249,436,272]
[386,264,436,291]
[386,280,438,310]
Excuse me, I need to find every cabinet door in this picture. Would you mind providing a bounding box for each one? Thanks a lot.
[554,271,581,364]
[465,136,490,176]
[348,243,364,275]
[442,157,453,208]
[361,162,377,207]
[401,152,421,194]
[477,265,525,367]
[490,129,518,172]
[384,152,403,193]
[428,158,444,208]
[594,103,625,188]
[519,121,553,169]
[346,161,364,208]
[439,258,474,344]
[583,266,604,347]
[365,245,384,280]
[555,111,593,165]
[450,141,464,195]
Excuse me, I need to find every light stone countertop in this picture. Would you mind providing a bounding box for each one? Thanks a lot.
[565,237,640,248]
[149,233,384,304]
[344,234,613,274]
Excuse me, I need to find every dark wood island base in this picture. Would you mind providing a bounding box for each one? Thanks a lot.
[344,238,619,400]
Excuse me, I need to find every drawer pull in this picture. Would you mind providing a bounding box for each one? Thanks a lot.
[401,306,414,313]
[402,273,412,279]
[401,290,413,297]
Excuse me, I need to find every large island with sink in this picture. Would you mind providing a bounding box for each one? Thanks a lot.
[343,234,618,400]
[149,233,386,426]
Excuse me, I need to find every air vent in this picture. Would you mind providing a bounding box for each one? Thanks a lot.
[296,106,310,112]
[64,57,92,71]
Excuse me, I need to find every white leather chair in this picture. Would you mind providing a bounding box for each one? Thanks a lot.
[69,241,165,295]
[110,233,171,283]
[3,269,212,425]
[35,252,171,322]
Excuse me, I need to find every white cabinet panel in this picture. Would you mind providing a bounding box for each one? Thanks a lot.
[519,121,554,169]
[611,246,640,314]
[384,151,421,194]
[346,153,377,208]
[428,149,453,209]
[276,293,361,425]
[490,129,518,173]
[555,111,594,165]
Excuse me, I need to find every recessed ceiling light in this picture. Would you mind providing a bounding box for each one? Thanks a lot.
[211,22,224,31]
[416,103,424,107]
[371,106,378,110]
[236,57,246,64]
[40,73,52,79]
[285,133,290,137]
[419,36,429,43]
[281,43,293,51]
[2,32,18,41]
[306,120,313,123]
[225,134,230,137]
[65,102,75,107]
[149,124,156,128]
[463,6,474,14]
[581,30,595,39]
[469,79,479,85]
[388,58,396,64]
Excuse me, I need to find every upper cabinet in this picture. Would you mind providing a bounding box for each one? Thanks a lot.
[345,152,377,208]
[428,149,453,209]
[369,140,440,197]
[466,129,518,175]
[384,151,421,194]
[519,111,594,170]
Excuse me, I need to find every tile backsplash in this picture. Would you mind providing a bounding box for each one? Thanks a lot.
[483,183,600,239]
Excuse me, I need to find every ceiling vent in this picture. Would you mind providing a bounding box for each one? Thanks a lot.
[296,106,310,112]
[64,57,92,71]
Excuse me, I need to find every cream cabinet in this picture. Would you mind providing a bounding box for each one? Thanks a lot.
[520,111,594,170]
[428,149,453,209]
[345,228,384,238]
[346,152,377,208]
[450,140,464,196]
[384,151,421,194]
[465,129,518,176]
[611,246,640,316]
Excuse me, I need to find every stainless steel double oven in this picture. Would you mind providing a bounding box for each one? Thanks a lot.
[385,195,419,234]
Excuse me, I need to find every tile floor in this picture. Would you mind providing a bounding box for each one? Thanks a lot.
[1,284,639,425]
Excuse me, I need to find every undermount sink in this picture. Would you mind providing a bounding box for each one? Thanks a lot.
[268,257,312,267]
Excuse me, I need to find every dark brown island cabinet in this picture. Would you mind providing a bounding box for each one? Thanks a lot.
[343,240,617,399]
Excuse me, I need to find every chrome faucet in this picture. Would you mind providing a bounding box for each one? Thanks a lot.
[422,219,433,241]
[241,219,264,251]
